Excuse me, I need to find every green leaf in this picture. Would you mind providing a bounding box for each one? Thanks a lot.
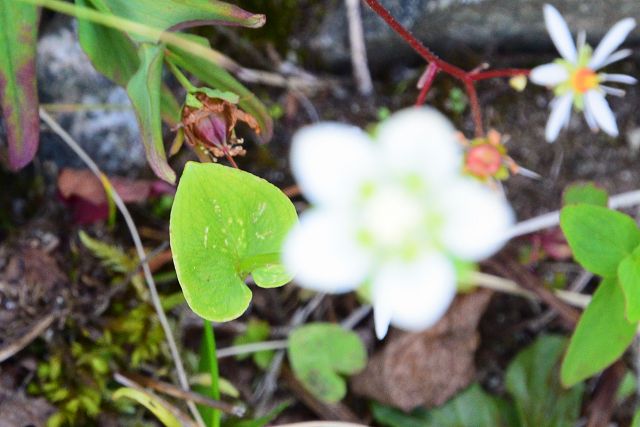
[288,323,366,403]
[0,0,40,170]
[616,370,637,402]
[562,182,609,207]
[618,246,640,322]
[429,384,515,426]
[633,408,640,427]
[166,36,273,143]
[101,0,265,43]
[76,0,180,126]
[371,385,515,427]
[560,205,640,277]
[112,387,182,427]
[170,162,297,322]
[232,318,273,369]
[76,0,138,85]
[371,403,431,427]
[127,43,176,183]
[561,278,638,387]
[505,335,583,427]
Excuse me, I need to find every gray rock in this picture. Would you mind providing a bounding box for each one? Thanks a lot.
[37,15,145,176]
[308,0,640,70]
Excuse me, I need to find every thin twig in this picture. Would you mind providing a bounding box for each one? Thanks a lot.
[254,293,325,413]
[340,304,372,330]
[487,256,580,327]
[470,271,590,309]
[506,189,640,239]
[216,340,288,359]
[345,0,374,95]
[0,313,56,363]
[39,109,205,427]
[117,372,246,416]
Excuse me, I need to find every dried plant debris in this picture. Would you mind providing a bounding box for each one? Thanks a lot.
[0,240,66,347]
[0,389,56,427]
[351,290,493,411]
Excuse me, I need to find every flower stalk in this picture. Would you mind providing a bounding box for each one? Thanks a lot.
[361,0,529,136]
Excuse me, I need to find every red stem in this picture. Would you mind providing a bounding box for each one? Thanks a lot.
[471,68,531,81]
[361,0,530,136]
[415,63,440,106]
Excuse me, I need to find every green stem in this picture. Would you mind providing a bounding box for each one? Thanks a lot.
[203,320,220,427]
[166,59,196,93]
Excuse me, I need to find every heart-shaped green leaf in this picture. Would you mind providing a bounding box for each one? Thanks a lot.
[0,0,40,170]
[618,246,640,322]
[288,323,367,403]
[561,277,638,387]
[170,162,297,322]
[127,43,176,183]
[560,205,640,277]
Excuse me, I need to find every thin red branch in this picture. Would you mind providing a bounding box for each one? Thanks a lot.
[361,0,531,136]
[415,63,440,106]
[470,68,531,81]
[464,80,484,137]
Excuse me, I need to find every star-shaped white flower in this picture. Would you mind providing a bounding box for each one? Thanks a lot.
[530,4,636,142]
[284,108,514,338]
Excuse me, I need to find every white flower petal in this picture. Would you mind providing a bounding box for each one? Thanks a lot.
[576,30,586,51]
[530,63,569,86]
[377,107,461,181]
[290,123,375,205]
[589,18,636,69]
[543,4,578,62]
[583,103,599,132]
[545,92,574,142]
[596,49,632,69]
[284,208,371,293]
[600,73,638,85]
[601,85,626,97]
[439,179,514,261]
[585,90,619,137]
[372,253,456,338]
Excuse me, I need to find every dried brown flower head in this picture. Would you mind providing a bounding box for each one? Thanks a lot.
[180,93,260,163]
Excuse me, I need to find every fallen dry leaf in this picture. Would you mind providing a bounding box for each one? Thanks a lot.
[351,290,493,411]
[57,168,175,224]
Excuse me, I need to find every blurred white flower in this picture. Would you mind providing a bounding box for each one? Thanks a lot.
[284,108,514,339]
[530,4,636,142]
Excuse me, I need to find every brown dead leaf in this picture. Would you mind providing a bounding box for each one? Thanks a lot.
[57,168,153,205]
[57,168,175,224]
[350,290,493,411]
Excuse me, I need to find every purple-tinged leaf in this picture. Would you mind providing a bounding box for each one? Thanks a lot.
[102,0,265,43]
[127,43,176,183]
[0,1,40,170]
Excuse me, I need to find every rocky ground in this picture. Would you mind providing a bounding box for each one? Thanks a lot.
[2,0,640,425]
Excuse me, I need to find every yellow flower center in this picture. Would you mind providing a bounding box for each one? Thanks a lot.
[570,68,599,93]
